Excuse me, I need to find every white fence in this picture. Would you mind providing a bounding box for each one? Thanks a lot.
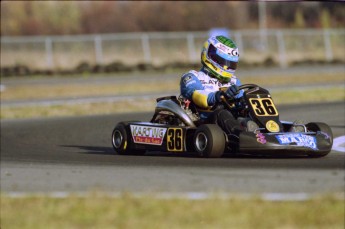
[1,29,344,70]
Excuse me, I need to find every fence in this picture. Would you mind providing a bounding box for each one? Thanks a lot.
[1,29,344,70]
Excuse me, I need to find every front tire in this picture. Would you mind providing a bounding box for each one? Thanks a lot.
[193,124,226,158]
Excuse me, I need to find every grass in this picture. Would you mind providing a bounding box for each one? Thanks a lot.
[241,72,345,86]
[0,99,156,119]
[271,86,344,104]
[1,71,344,119]
[0,79,178,101]
[1,87,344,120]
[1,72,344,101]
[1,194,344,229]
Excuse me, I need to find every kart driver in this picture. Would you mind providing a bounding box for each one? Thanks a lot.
[180,35,249,136]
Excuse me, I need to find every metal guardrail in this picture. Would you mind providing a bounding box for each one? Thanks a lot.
[1,29,344,70]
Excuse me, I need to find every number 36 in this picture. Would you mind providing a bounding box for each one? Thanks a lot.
[167,128,183,152]
[249,98,278,116]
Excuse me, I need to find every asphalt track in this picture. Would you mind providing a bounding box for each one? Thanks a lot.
[1,102,344,195]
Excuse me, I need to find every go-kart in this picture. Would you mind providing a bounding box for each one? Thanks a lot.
[112,84,333,158]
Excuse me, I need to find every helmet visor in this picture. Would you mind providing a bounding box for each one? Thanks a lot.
[208,44,237,70]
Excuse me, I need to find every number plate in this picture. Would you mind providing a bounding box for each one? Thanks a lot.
[249,98,278,116]
[167,128,184,152]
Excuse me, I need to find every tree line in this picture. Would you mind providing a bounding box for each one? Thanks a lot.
[1,1,343,36]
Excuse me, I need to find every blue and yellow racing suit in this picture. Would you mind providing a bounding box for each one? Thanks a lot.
[180,68,243,120]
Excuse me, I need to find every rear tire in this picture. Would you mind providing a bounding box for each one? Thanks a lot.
[306,122,333,158]
[193,124,225,158]
[112,122,145,155]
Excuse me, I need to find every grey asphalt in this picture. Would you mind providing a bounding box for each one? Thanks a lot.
[1,102,344,194]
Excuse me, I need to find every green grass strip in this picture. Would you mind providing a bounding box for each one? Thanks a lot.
[1,87,343,120]
[1,194,344,229]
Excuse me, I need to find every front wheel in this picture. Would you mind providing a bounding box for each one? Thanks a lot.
[193,124,226,158]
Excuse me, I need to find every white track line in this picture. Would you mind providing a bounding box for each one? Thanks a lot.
[332,136,345,153]
[3,191,344,201]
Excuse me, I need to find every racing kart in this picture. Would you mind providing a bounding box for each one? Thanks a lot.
[112,84,333,158]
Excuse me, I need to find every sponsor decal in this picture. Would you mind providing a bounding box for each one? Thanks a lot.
[231,49,239,56]
[266,120,280,132]
[256,133,267,144]
[214,43,239,56]
[200,79,226,88]
[216,43,229,53]
[130,125,167,145]
[276,134,318,150]
[183,75,193,84]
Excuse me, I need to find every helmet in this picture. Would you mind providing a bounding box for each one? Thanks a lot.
[201,36,239,83]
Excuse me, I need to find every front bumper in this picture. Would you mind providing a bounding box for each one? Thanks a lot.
[238,132,332,156]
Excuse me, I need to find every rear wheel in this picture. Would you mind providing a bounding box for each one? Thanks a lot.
[112,123,145,155]
[193,124,225,158]
[306,122,333,158]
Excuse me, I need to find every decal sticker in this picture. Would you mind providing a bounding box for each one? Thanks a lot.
[276,134,318,150]
[231,49,239,56]
[167,128,183,152]
[266,120,280,133]
[130,125,167,145]
[249,98,278,116]
[183,75,193,84]
[214,43,239,56]
[256,133,267,144]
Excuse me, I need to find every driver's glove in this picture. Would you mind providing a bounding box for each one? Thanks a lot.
[215,91,224,103]
[215,85,238,103]
[225,84,238,99]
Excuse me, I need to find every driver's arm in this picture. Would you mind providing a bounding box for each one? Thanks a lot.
[180,72,215,109]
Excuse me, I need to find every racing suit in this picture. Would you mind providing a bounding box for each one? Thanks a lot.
[180,67,244,136]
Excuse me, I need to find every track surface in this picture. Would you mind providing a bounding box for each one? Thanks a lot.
[1,102,344,194]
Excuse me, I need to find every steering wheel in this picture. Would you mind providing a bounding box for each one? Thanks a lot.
[216,84,260,110]
[210,84,262,111]
[237,84,260,92]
